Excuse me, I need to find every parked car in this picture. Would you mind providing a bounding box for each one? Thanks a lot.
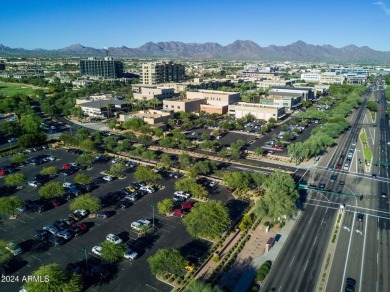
[335,164,342,170]
[34,230,50,240]
[48,235,65,246]
[57,230,73,240]
[173,196,186,203]
[174,191,191,199]
[28,180,42,188]
[5,242,22,256]
[209,181,218,188]
[102,175,114,182]
[357,213,364,221]
[96,211,111,219]
[7,138,17,143]
[91,246,102,256]
[43,225,59,235]
[125,193,142,202]
[115,200,132,209]
[168,171,180,179]
[181,201,195,210]
[106,234,123,244]
[139,185,156,193]
[131,219,151,231]
[74,209,88,217]
[53,220,68,231]
[172,209,189,218]
[124,248,138,261]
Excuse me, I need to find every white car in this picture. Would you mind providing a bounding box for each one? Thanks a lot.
[139,185,156,194]
[124,248,138,261]
[74,209,89,217]
[57,230,73,240]
[174,191,191,199]
[28,180,42,188]
[103,175,114,182]
[63,182,76,189]
[43,225,59,235]
[5,242,22,256]
[131,219,152,231]
[46,156,56,161]
[91,246,102,256]
[106,234,123,244]
[209,181,218,187]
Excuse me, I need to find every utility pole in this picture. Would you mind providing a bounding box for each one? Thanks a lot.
[151,204,155,226]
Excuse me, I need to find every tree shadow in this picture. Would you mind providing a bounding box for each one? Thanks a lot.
[179,239,212,261]
[128,233,160,257]
[225,199,250,223]
[218,257,257,291]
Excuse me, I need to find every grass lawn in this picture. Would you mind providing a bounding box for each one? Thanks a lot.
[359,129,372,162]
[0,82,47,96]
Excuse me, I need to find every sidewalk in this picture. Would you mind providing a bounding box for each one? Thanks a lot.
[232,213,301,292]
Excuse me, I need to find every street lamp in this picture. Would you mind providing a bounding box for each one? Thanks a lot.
[81,247,88,267]
[151,204,155,226]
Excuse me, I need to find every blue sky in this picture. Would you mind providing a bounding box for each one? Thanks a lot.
[1,0,390,51]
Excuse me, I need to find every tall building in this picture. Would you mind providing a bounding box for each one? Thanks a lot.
[141,61,185,85]
[79,57,123,79]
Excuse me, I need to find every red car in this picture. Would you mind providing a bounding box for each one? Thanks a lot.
[63,164,71,170]
[74,222,88,232]
[335,164,342,170]
[172,209,189,218]
[50,199,62,207]
[273,145,283,150]
[0,169,7,176]
[181,202,194,210]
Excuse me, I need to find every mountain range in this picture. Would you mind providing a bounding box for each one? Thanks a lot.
[1,40,389,63]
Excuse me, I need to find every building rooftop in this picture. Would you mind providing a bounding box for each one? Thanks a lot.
[79,99,129,108]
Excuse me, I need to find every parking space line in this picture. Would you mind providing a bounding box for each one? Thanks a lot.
[0,227,8,232]
[145,284,163,291]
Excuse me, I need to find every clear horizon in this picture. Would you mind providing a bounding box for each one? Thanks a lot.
[1,0,390,51]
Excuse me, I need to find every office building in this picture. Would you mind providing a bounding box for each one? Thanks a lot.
[141,61,185,85]
[80,57,123,79]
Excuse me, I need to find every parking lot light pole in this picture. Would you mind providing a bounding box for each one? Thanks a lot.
[82,247,88,267]
[151,204,155,226]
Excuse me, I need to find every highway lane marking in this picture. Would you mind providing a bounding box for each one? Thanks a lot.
[359,215,368,292]
[303,259,309,272]
[289,255,295,267]
[340,212,356,292]
[313,235,318,245]
[300,234,305,243]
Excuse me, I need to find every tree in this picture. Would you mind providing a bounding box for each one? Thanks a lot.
[0,240,13,266]
[159,153,172,168]
[10,153,28,164]
[222,172,252,190]
[4,173,27,187]
[288,142,304,165]
[22,263,82,292]
[188,160,217,177]
[366,100,378,112]
[70,194,102,213]
[75,154,94,168]
[184,280,223,292]
[91,131,103,144]
[73,173,92,185]
[79,139,97,153]
[178,153,193,169]
[254,171,299,222]
[75,128,90,142]
[280,124,289,131]
[0,196,23,216]
[20,114,42,134]
[157,199,174,215]
[38,182,64,199]
[175,177,208,198]
[134,166,161,183]
[104,136,117,151]
[154,128,164,138]
[100,241,127,263]
[17,133,47,149]
[110,162,127,174]
[254,147,264,157]
[40,166,59,177]
[183,200,230,239]
[148,248,186,276]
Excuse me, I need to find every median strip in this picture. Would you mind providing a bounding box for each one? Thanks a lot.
[359,129,372,172]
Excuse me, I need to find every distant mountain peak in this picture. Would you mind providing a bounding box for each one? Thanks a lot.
[0,40,389,63]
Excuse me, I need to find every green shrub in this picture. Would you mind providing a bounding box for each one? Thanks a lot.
[212,254,220,262]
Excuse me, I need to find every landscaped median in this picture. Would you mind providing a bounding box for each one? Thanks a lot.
[316,208,344,291]
[359,129,372,172]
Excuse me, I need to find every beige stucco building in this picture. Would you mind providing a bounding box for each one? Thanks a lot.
[228,102,286,121]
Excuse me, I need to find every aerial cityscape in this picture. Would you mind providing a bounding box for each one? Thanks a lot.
[0,1,390,292]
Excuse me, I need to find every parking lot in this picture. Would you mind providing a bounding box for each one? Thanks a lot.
[0,147,243,291]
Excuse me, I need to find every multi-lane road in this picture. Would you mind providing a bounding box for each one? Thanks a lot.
[262,80,390,292]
